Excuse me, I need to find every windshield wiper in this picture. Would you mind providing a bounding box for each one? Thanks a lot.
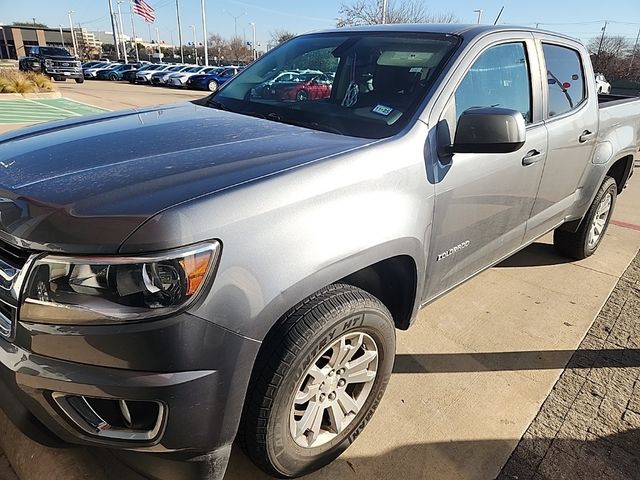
[264,113,344,135]
[206,99,228,111]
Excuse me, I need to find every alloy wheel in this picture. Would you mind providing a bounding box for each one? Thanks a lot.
[289,331,378,448]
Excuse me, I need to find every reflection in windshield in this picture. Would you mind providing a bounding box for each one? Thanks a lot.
[209,32,459,138]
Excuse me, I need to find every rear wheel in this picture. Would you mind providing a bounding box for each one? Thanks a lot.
[554,176,617,259]
[108,73,118,81]
[239,284,395,478]
[208,80,219,92]
[296,90,309,102]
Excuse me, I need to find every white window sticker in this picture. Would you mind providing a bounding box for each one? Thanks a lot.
[372,104,393,116]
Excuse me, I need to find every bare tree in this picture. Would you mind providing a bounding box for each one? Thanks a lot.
[336,0,457,27]
[271,29,296,47]
[587,35,633,81]
[208,34,228,64]
[224,36,252,64]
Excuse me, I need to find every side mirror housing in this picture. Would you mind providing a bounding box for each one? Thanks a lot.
[453,107,526,154]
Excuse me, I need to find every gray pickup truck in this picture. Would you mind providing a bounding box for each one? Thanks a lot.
[0,24,638,480]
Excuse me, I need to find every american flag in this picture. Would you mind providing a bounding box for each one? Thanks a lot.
[132,0,156,23]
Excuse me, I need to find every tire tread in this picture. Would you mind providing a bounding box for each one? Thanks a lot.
[237,284,389,477]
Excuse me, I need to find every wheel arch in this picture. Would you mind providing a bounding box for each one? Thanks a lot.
[339,255,418,330]
[606,154,634,194]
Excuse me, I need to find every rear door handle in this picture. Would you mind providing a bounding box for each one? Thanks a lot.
[522,149,544,166]
[579,130,595,143]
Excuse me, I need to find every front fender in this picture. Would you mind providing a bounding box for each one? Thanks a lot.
[120,124,433,341]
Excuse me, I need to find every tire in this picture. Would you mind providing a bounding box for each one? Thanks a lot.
[239,284,395,478]
[296,90,309,102]
[554,176,617,260]
[75,78,84,84]
[208,80,219,92]
[109,73,117,81]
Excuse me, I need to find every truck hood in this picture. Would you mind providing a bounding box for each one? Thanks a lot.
[0,103,371,253]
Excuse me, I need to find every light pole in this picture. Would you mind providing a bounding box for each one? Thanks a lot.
[224,10,246,38]
[108,0,120,59]
[155,27,161,62]
[58,24,66,48]
[175,0,184,63]
[68,11,78,57]
[190,25,197,64]
[473,9,483,24]
[381,0,388,24]
[116,0,128,63]
[249,22,256,61]
[201,0,208,66]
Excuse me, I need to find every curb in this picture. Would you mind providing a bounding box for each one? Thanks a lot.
[0,92,61,100]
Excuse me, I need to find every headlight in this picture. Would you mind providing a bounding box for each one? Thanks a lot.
[20,242,220,325]
[45,59,53,67]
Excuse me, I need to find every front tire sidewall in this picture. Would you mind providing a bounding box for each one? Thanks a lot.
[208,80,218,92]
[584,180,617,257]
[267,309,395,477]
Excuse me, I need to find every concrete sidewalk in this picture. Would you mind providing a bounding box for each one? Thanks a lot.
[499,252,640,480]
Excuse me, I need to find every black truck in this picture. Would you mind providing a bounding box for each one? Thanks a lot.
[18,46,83,83]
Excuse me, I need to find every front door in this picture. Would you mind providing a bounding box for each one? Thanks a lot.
[425,39,547,300]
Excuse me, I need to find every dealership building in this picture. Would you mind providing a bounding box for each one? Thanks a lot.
[0,24,107,60]
[0,25,77,59]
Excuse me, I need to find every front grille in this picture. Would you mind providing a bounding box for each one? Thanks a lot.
[0,239,30,269]
[0,239,29,339]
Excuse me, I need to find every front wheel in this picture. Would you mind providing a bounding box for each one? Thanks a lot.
[554,176,617,259]
[108,73,117,81]
[75,77,84,84]
[239,284,395,478]
[208,80,219,92]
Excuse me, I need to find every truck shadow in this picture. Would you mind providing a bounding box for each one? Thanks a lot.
[495,242,573,268]
[222,428,640,479]
[392,348,640,374]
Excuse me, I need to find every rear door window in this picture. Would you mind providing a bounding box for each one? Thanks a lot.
[455,42,532,124]
[542,44,586,117]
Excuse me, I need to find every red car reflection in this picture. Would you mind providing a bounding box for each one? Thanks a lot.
[268,73,333,102]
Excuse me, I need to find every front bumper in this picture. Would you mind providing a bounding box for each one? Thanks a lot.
[167,78,187,87]
[0,312,260,454]
[47,70,83,80]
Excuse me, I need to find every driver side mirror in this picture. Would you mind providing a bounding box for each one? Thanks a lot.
[453,107,526,154]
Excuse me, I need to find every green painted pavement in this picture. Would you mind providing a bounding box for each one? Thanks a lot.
[0,98,108,124]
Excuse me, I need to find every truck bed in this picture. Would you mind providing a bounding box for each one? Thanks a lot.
[598,93,640,108]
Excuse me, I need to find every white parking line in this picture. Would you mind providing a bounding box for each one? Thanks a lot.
[25,99,82,117]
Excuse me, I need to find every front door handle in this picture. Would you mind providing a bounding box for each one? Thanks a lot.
[579,130,595,143]
[522,149,544,166]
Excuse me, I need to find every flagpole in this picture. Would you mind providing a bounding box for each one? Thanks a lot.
[201,0,208,66]
[147,23,152,61]
[129,0,140,62]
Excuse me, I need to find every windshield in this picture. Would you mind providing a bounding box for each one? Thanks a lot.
[39,47,72,57]
[212,32,459,138]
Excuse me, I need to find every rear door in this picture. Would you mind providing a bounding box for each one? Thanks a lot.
[524,37,598,242]
[425,33,548,300]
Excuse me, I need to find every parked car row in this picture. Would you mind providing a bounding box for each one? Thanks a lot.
[81,61,243,92]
